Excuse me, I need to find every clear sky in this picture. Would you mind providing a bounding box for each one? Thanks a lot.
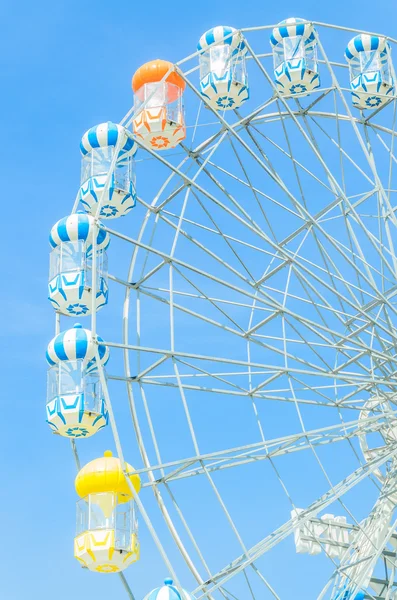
[1,0,396,599]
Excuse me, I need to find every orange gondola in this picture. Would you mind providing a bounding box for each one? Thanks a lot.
[132,59,186,150]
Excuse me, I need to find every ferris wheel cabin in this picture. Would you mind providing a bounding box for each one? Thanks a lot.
[345,34,395,110]
[79,122,137,219]
[74,451,141,573]
[132,60,186,150]
[270,18,320,96]
[197,26,249,110]
[48,212,109,317]
[45,324,109,438]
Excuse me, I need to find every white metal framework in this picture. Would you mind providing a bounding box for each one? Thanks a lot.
[58,19,397,600]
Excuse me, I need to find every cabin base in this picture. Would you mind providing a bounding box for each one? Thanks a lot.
[351,73,394,109]
[79,175,136,219]
[46,394,108,438]
[275,60,320,96]
[74,530,140,573]
[200,73,249,110]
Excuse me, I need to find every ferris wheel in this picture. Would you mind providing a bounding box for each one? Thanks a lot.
[46,17,397,600]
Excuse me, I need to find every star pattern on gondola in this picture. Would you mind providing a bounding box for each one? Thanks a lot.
[67,303,90,315]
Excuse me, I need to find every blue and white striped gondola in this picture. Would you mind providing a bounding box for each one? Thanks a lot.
[270,18,320,96]
[144,578,195,600]
[79,121,138,219]
[197,26,249,110]
[46,324,109,438]
[345,34,394,109]
[48,212,110,317]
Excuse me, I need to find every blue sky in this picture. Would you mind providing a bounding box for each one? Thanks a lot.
[1,0,397,599]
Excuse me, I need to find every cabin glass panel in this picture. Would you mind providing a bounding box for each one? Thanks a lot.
[348,56,362,81]
[134,82,183,124]
[305,43,317,72]
[81,147,134,193]
[273,43,285,69]
[49,241,84,280]
[363,49,391,84]
[84,248,108,292]
[284,36,305,61]
[382,53,392,84]
[200,45,247,85]
[349,49,392,85]
[76,493,137,551]
[274,37,317,72]
[49,241,108,287]
[47,360,104,412]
